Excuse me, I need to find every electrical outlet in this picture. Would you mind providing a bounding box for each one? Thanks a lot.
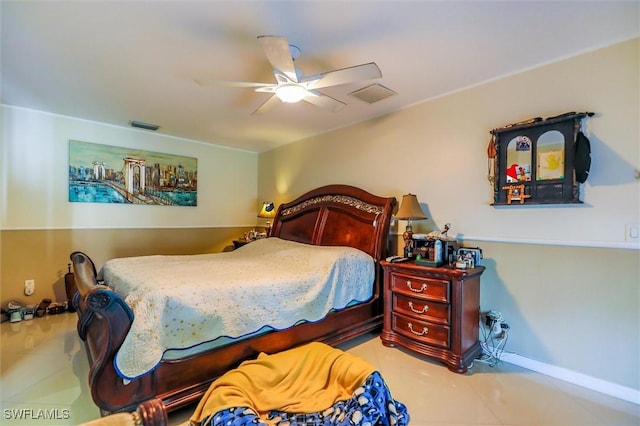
[626,223,639,242]
[24,279,35,296]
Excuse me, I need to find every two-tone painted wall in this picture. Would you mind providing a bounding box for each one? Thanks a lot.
[2,37,638,403]
[257,39,640,398]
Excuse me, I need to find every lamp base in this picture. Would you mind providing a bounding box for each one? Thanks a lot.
[402,224,414,258]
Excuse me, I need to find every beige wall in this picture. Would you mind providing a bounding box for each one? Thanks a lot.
[259,39,639,246]
[258,39,640,391]
[1,107,259,230]
[474,240,638,391]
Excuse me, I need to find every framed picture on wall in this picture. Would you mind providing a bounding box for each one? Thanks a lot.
[68,140,198,206]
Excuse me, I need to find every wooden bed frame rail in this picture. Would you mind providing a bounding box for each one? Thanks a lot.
[71,184,396,415]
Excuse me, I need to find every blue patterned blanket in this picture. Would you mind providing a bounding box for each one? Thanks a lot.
[195,371,409,426]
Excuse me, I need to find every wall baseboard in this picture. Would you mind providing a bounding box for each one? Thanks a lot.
[500,352,640,405]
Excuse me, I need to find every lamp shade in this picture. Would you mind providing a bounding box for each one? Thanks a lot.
[258,202,276,219]
[395,194,427,220]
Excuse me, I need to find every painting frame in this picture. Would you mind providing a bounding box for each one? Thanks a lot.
[69,140,197,206]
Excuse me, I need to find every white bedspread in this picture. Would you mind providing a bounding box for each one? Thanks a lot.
[100,237,375,379]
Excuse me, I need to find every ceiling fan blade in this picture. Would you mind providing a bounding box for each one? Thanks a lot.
[303,92,346,113]
[305,62,382,90]
[254,86,277,94]
[194,78,274,89]
[252,94,281,115]
[257,36,298,82]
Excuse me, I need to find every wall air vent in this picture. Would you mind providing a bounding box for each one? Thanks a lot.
[349,84,397,104]
[130,120,160,131]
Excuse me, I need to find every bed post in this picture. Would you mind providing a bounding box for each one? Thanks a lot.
[71,252,157,415]
[79,398,168,426]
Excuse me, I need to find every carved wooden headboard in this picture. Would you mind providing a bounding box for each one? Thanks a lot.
[270,184,397,261]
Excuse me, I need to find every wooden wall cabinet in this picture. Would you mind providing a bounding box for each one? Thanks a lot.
[489,112,593,205]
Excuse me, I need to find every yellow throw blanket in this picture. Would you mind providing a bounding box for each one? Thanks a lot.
[189,342,375,425]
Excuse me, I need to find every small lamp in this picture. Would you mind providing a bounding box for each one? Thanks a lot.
[258,201,276,236]
[395,194,427,257]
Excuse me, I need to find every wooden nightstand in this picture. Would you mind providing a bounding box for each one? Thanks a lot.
[380,260,484,373]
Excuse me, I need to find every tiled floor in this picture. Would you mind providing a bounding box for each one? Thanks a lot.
[1,312,638,425]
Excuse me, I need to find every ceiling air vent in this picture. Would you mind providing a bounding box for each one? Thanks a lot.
[349,84,396,104]
[130,120,160,131]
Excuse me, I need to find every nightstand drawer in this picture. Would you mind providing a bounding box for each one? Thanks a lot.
[390,273,450,303]
[393,293,450,325]
[392,312,450,349]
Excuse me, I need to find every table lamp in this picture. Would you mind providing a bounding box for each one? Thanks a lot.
[395,193,427,257]
[258,201,276,236]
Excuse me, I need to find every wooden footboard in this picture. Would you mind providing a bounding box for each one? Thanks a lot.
[71,185,396,416]
[73,256,384,414]
[73,252,157,413]
[80,398,168,426]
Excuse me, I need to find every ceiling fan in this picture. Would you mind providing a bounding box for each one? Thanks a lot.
[195,35,382,115]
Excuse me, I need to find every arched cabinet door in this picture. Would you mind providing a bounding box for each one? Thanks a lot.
[490,112,594,206]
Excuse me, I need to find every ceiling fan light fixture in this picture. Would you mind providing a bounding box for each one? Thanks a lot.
[275,84,307,103]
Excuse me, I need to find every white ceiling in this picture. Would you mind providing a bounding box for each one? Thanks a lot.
[2,1,638,153]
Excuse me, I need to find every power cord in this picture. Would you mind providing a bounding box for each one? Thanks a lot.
[477,312,510,367]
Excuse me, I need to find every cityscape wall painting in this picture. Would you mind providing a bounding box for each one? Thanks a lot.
[69,140,197,206]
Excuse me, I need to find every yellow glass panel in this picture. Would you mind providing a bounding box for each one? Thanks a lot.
[536,130,565,180]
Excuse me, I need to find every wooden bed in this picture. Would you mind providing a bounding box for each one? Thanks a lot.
[71,184,396,416]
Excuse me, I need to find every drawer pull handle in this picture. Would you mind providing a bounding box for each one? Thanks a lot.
[408,322,428,336]
[409,301,429,314]
[406,280,427,293]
